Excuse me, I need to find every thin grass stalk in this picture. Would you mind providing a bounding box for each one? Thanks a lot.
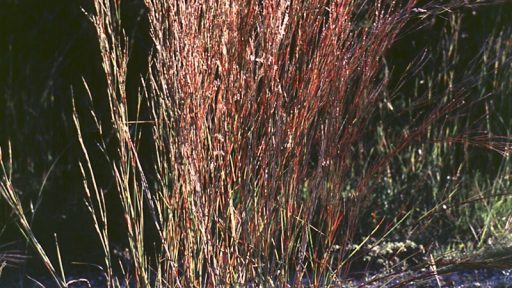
[0,146,67,288]
[85,0,152,286]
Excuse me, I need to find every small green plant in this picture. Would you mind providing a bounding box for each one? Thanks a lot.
[1,146,67,287]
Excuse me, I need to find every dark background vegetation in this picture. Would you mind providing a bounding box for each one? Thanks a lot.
[0,0,151,275]
[1,0,511,282]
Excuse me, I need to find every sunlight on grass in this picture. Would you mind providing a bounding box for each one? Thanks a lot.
[1,0,511,287]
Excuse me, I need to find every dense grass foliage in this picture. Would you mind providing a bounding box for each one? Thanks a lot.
[1,0,511,287]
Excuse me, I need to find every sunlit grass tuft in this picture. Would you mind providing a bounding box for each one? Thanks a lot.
[0,1,511,287]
